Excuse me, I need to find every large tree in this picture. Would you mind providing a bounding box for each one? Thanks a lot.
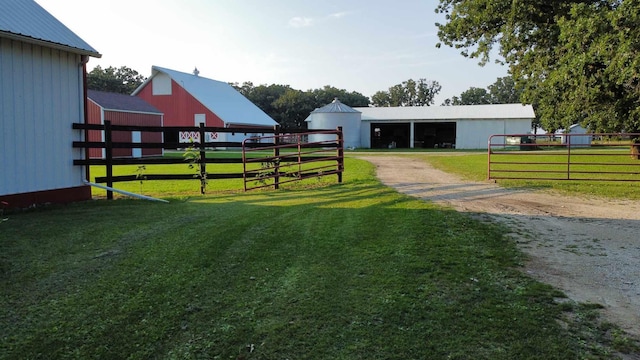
[371,78,441,107]
[231,82,291,123]
[87,66,146,94]
[488,76,522,104]
[436,0,640,133]
[443,87,490,105]
[539,1,640,132]
[272,89,316,129]
[309,85,370,108]
[443,76,522,105]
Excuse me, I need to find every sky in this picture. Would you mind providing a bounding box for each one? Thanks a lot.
[36,0,509,105]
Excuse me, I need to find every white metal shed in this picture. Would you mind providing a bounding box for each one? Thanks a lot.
[557,124,591,147]
[0,0,101,207]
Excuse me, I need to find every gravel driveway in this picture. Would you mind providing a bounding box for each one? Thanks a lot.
[359,155,640,338]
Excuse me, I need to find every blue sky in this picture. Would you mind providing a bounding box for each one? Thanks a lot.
[36,0,509,104]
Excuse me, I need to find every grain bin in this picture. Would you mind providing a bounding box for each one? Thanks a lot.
[305,98,362,148]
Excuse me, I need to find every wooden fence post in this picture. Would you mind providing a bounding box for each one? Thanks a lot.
[199,123,206,194]
[104,120,113,200]
[337,126,344,183]
[274,125,280,190]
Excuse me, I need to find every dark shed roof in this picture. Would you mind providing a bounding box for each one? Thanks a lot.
[88,90,162,114]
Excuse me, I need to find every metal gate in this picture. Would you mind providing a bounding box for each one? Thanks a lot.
[488,133,640,181]
[242,128,344,191]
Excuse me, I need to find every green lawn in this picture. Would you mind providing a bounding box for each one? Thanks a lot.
[0,157,634,358]
[422,152,640,200]
[88,150,342,198]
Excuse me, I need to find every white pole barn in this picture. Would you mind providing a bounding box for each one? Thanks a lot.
[355,104,535,150]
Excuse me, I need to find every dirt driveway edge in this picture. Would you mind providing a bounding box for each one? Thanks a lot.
[359,155,640,339]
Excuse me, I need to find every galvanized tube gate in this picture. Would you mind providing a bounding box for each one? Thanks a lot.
[488,133,640,182]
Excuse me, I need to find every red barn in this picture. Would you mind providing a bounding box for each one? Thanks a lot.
[87,90,163,158]
[133,66,278,144]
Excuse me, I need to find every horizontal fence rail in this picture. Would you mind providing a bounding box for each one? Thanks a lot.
[488,133,640,181]
[73,121,343,198]
[242,128,344,191]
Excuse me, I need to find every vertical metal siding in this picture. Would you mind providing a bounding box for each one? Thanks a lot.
[87,99,103,158]
[0,38,16,194]
[0,37,85,196]
[103,111,163,157]
[86,102,163,158]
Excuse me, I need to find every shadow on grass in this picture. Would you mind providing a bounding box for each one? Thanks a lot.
[0,180,628,359]
[392,181,529,203]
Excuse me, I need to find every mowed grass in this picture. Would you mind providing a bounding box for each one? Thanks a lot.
[421,150,640,200]
[0,158,627,358]
[88,150,342,198]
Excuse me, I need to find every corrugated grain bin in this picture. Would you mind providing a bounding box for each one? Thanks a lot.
[305,98,362,148]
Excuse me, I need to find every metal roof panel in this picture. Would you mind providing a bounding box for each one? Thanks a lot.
[311,98,361,114]
[0,0,100,57]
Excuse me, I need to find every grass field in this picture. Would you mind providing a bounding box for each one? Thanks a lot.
[1,157,636,358]
[422,150,640,200]
[88,150,342,198]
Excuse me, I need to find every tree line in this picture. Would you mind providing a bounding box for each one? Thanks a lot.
[228,83,369,129]
[87,66,521,129]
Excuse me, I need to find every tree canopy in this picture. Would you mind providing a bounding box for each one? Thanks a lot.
[443,76,522,105]
[87,66,146,94]
[436,0,640,132]
[231,82,370,129]
[371,78,442,107]
[443,87,490,106]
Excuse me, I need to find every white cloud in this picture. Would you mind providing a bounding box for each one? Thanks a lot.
[288,17,314,28]
[329,11,350,19]
[289,11,351,28]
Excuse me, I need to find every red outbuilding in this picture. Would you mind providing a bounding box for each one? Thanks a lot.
[133,66,278,145]
[87,90,164,158]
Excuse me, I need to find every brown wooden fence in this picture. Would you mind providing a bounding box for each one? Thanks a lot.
[73,121,343,198]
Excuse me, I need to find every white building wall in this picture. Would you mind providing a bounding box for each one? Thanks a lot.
[456,118,532,149]
[455,119,502,149]
[0,38,85,196]
[560,125,591,146]
[360,122,372,148]
[503,119,532,134]
[152,72,172,95]
[307,113,360,148]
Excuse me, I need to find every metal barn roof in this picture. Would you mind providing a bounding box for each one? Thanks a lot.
[0,0,100,57]
[88,90,162,114]
[311,98,361,114]
[133,66,278,127]
[355,104,535,121]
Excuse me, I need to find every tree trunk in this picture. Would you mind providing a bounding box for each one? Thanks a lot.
[631,144,640,160]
